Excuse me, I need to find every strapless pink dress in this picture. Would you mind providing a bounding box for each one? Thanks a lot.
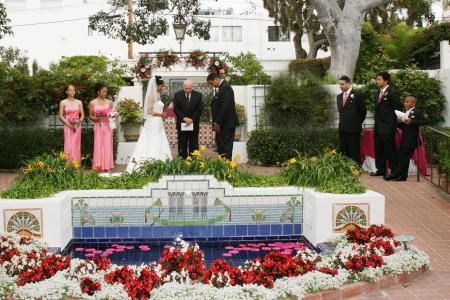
[93,106,114,171]
[63,106,81,162]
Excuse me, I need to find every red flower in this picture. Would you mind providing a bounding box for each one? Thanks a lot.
[80,277,101,295]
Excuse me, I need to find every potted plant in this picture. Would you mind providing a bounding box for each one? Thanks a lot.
[116,98,144,141]
[234,103,246,141]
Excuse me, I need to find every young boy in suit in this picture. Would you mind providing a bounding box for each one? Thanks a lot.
[384,96,426,181]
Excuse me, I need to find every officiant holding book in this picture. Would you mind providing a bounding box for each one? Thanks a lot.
[173,80,204,159]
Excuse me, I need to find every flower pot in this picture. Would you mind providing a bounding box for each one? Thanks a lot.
[122,124,141,142]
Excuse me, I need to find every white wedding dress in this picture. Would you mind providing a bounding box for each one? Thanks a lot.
[126,79,172,172]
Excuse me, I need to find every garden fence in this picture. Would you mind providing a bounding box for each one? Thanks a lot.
[420,126,450,194]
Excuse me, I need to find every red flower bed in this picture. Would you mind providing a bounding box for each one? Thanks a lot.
[17,253,71,286]
[346,225,395,244]
[104,265,160,299]
[80,277,102,295]
[159,245,206,281]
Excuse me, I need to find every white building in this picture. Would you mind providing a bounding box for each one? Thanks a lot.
[0,0,309,78]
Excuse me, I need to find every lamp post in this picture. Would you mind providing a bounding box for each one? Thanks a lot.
[173,21,187,53]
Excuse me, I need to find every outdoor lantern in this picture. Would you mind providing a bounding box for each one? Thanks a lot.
[173,21,187,53]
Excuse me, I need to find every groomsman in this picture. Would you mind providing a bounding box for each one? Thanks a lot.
[371,72,403,176]
[207,73,238,160]
[173,80,204,158]
[384,96,426,181]
[337,76,367,164]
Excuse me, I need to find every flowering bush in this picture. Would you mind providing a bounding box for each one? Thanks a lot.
[281,149,366,194]
[0,226,430,299]
[185,50,209,69]
[116,98,144,126]
[207,58,228,75]
[154,50,179,69]
[132,54,152,81]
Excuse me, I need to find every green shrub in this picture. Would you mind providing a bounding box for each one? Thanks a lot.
[227,52,271,85]
[361,68,446,125]
[409,22,450,69]
[289,57,331,79]
[246,128,339,166]
[0,128,117,169]
[281,150,366,194]
[263,75,332,129]
[354,23,395,84]
[2,151,285,199]
[36,56,126,113]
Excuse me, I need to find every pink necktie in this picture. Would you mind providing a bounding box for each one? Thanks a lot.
[343,92,348,106]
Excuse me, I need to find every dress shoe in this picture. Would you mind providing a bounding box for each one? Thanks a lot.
[392,177,407,181]
[370,171,384,177]
[383,175,396,181]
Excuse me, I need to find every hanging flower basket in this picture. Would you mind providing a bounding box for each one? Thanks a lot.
[154,50,179,69]
[185,50,209,69]
[132,54,152,81]
[207,58,228,76]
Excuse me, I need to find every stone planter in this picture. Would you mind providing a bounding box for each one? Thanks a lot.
[122,124,141,142]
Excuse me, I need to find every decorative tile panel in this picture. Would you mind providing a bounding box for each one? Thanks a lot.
[333,203,370,232]
[71,176,303,239]
[4,208,43,238]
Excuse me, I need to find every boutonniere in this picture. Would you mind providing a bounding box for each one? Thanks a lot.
[350,94,354,99]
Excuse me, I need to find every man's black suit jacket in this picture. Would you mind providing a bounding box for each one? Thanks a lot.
[374,86,403,135]
[173,90,203,131]
[211,80,238,129]
[399,108,426,148]
[337,89,367,134]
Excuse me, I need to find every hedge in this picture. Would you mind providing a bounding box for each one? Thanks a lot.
[0,128,118,169]
[246,128,339,166]
[288,57,331,79]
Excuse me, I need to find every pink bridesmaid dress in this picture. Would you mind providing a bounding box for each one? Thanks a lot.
[93,105,114,171]
[63,106,81,162]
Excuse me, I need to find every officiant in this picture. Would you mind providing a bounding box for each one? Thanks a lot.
[173,80,204,159]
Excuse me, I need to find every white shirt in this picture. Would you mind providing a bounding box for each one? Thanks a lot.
[380,85,389,94]
[405,107,415,117]
[344,87,352,98]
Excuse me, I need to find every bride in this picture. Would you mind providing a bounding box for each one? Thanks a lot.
[126,75,172,172]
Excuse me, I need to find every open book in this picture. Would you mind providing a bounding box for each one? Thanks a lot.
[395,110,407,121]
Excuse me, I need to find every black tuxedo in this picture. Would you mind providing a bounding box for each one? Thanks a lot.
[390,108,426,179]
[337,88,367,163]
[211,80,238,160]
[173,90,204,158]
[373,86,403,174]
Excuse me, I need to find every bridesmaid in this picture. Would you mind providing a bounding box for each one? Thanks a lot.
[58,84,84,162]
[89,83,114,172]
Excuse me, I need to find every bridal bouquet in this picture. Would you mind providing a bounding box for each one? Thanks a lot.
[67,116,80,132]
[108,110,119,130]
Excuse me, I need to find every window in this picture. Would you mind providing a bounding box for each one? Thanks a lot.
[208,26,219,42]
[5,0,27,11]
[222,26,242,42]
[40,0,62,11]
[268,26,291,42]
[88,26,104,36]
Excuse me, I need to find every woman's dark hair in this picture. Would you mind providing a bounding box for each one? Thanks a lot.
[94,82,107,94]
[65,84,75,92]
[376,72,391,83]
[155,75,164,85]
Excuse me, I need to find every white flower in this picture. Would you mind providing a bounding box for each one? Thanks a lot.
[215,61,220,66]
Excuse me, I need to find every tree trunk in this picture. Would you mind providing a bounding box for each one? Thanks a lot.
[127,0,133,59]
[294,32,308,59]
[310,0,385,80]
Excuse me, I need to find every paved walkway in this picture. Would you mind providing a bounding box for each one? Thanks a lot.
[350,176,450,299]
[1,168,449,299]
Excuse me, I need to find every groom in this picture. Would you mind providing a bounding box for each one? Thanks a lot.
[207,73,238,160]
[173,80,204,158]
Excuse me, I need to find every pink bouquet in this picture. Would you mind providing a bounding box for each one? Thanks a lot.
[95,108,109,120]
[67,116,80,126]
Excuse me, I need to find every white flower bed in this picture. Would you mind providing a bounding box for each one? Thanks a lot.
[0,230,430,300]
